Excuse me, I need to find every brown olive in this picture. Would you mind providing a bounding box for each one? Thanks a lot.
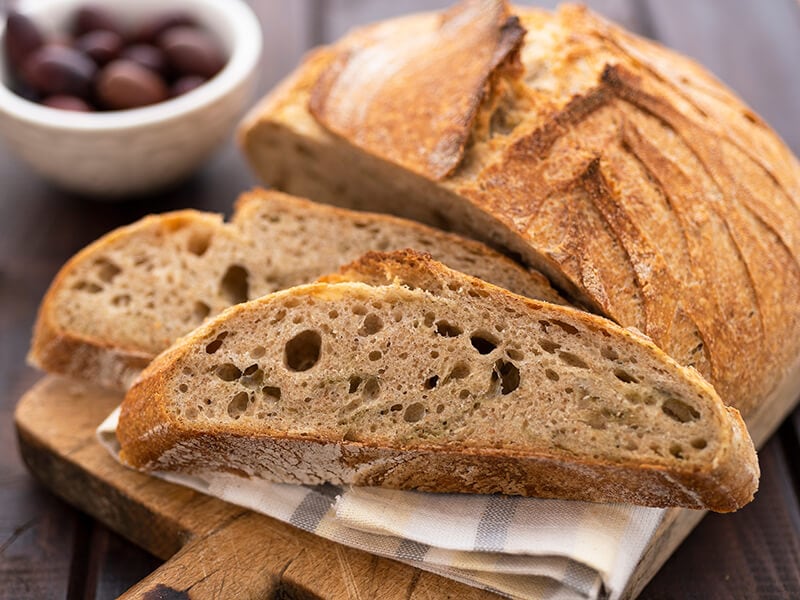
[13,80,40,102]
[5,7,227,113]
[171,75,206,97]
[159,27,225,79]
[73,5,125,37]
[22,44,97,98]
[135,11,195,44]
[42,95,92,111]
[4,10,44,74]
[120,44,168,76]
[75,30,123,66]
[96,59,168,110]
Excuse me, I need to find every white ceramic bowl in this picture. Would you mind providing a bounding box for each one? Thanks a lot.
[0,0,262,197]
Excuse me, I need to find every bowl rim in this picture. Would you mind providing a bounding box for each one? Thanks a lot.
[0,0,262,131]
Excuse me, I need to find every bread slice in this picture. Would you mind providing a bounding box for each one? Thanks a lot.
[29,189,563,391]
[117,251,757,512]
[240,2,800,419]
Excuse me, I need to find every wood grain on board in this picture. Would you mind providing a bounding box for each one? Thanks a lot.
[12,366,800,599]
[16,377,489,600]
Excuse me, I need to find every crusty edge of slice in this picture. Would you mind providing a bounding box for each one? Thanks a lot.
[27,210,225,391]
[324,250,761,510]
[118,268,758,512]
[232,189,565,304]
[119,411,755,512]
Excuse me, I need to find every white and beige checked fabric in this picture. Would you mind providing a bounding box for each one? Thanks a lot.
[98,409,666,600]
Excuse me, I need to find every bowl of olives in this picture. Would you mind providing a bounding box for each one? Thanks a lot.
[0,0,261,197]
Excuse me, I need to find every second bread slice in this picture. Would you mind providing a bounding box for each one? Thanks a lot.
[29,189,562,390]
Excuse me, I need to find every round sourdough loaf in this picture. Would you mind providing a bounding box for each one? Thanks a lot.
[241,2,800,418]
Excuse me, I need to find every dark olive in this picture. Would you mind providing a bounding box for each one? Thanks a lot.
[42,95,92,111]
[4,10,44,74]
[73,4,125,37]
[159,27,225,79]
[13,81,40,102]
[6,7,226,113]
[75,30,123,66]
[96,59,167,110]
[171,75,206,97]
[135,11,195,44]
[22,44,97,98]
[120,44,168,76]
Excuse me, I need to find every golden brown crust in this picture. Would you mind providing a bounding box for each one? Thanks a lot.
[329,247,558,302]
[27,211,214,391]
[28,317,152,391]
[309,0,525,180]
[118,252,758,512]
[462,53,800,418]
[242,3,800,420]
[119,427,754,512]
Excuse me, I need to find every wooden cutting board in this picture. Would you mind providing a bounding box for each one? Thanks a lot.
[14,371,800,599]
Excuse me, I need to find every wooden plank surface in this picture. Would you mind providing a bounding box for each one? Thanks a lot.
[11,371,800,599]
[17,373,795,599]
[643,0,800,153]
[321,0,641,42]
[649,434,800,598]
[82,524,162,600]
[16,376,490,600]
[1,1,799,598]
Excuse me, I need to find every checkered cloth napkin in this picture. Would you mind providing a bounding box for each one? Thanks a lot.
[98,408,665,600]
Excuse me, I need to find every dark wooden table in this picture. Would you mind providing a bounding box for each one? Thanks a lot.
[1,1,799,598]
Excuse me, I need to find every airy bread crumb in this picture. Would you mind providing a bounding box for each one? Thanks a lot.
[117,251,758,512]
